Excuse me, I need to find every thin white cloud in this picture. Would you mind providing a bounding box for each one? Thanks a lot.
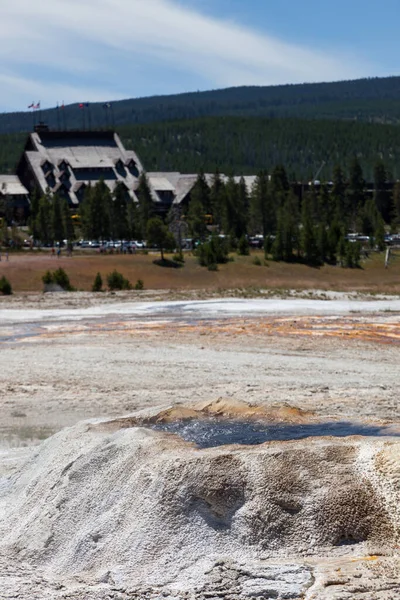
[0,0,374,111]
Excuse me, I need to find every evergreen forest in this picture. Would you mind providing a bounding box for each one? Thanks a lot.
[3,75,400,134]
[24,158,399,271]
[2,116,400,180]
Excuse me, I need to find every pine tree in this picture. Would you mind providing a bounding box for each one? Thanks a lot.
[375,218,386,251]
[136,173,154,239]
[223,176,239,237]
[301,195,318,264]
[318,184,331,224]
[187,195,208,241]
[272,208,285,261]
[373,161,391,224]
[209,169,226,231]
[92,180,111,241]
[392,182,400,227]
[346,158,366,228]
[270,165,289,198]
[127,201,140,240]
[249,171,272,235]
[146,217,175,260]
[112,182,129,240]
[52,195,65,244]
[80,184,95,240]
[331,165,346,219]
[29,188,41,241]
[92,272,103,292]
[62,200,75,242]
[37,193,52,245]
[316,223,328,264]
[358,197,379,236]
[337,234,347,267]
[327,221,342,264]
[191,170,211,214]
[236,176,249,238]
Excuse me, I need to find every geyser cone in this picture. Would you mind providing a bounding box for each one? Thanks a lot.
[0,401,399,598]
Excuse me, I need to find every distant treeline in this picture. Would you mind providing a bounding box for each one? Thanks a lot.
[3,76,400,134]
[120,116,400,180]
[2,116,400,179]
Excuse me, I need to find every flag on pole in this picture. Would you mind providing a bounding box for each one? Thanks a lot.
[34,102,40,110]
[61,101,65,109]
[27,102,34,109]
[103,102,111,109]
[79,103,84,109]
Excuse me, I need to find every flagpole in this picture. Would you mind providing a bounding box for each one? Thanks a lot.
[111,104,115,130]
[56,103,61,131]
[62,102,66,130]
[87,103,92,131]
[80,105,85,130]
[103,104,108,129]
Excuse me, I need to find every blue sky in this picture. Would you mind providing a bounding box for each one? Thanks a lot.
[1,0,398,112]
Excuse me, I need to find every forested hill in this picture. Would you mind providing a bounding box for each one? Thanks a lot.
[2,76,400,134]
[2,116,400,179]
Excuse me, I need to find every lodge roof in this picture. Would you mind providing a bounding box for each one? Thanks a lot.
[0,175,28,196]
[19,130,143,206]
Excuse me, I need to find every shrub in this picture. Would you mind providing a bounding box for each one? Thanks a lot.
[237,234,250,256]
[106,270,131,290]
[252,255,262,266]
[92,272,103,292]
[134,279,144,290]
[42,268,74,290]
[207,263,218,271]
[42,270,54,284]
[344,242,361,268]
[228,234,238,251]
[0,276,12,295]
[264,235,273,257]
[197,235,229,268]
[53,268,73,291]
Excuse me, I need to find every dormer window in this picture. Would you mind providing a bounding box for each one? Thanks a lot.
[59,170,70,182]
[57,159,69,172]
[114,158,127,177]
[125,159,139,177]
[41,160,53,173]
[45,171,56,188]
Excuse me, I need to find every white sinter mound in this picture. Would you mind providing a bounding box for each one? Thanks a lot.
[1,406,400,599]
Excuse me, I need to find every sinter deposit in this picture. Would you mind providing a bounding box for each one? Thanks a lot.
[1,402,400,599]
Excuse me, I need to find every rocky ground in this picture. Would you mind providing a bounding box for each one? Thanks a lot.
[1,293,400,598]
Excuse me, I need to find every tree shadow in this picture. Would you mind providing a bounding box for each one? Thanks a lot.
[153,258,183,268]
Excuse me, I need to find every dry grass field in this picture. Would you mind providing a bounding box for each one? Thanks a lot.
[1,249,400,293]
